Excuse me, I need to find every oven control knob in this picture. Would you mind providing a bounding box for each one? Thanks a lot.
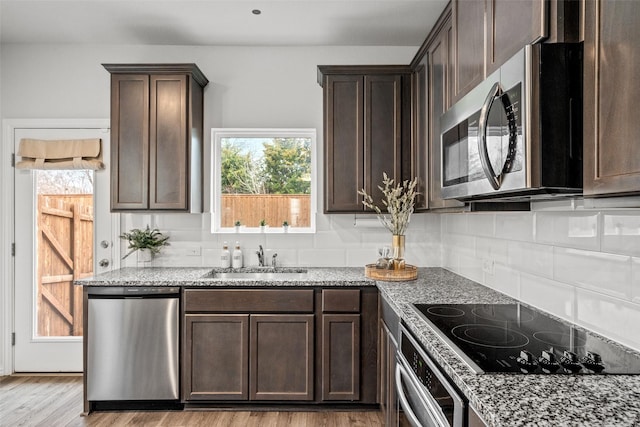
[516,350,538,373]
[560,350,582,373]
[538,350,560,373]
[581,351,605,373]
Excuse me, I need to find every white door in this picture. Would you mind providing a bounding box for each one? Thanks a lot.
[13,122,116,372]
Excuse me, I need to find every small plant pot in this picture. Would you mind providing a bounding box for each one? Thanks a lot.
[283,225,289,233]
[137,249,153,265]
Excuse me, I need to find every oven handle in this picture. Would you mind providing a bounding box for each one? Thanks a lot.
[477,81,502,190]
[395,362,449,427]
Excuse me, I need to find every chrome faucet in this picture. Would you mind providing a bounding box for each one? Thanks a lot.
[271,253,278,268]
[256,245,265,267]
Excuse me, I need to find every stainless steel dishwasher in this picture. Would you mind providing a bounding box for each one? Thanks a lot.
[87,287,180,402]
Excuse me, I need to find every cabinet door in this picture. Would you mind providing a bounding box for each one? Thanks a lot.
[183,314,249,401]
[486,0,546,75]
[364,75,403,207]
[325,75,364,212]
[149,74,188,210]
[321,314,360,401]
[250,314,314,400]
[428,18,465,210]
[584,0,640,196]
[110,74,149,210]
[452,0,485,102]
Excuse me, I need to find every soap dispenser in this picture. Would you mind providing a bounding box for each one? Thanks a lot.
[221,241,231,268]
[232,241,243,269]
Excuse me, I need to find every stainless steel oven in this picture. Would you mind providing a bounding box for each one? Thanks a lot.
[440,43,582,201]
[396,324,465,427]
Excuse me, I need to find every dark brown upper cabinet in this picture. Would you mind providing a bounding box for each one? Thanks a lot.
[452,0,553,103]
[103,64,208,212]
[485,0,547,76]
[583,0,640,197]
[412,4,465,211]
[452,0,485,103]
[318,66,412,213]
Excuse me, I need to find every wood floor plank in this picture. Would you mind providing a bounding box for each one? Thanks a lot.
[1,376,384,427]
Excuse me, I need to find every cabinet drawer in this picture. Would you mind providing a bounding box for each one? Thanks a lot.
[322,289,360,313]
[184,289,314,313]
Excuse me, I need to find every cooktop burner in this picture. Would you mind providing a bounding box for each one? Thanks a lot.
[413,303,640,375]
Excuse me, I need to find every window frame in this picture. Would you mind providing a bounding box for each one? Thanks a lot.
[211,128,317,234]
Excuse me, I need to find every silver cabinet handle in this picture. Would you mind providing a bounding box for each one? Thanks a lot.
[100,240,110,249]
[478,81,502,190]
[99,259,110,268]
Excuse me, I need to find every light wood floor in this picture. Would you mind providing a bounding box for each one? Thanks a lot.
[0,375,385,427]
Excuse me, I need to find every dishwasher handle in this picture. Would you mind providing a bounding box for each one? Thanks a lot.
[87,286,180,297]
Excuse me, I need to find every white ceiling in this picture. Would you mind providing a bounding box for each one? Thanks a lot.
[0,0,448,46]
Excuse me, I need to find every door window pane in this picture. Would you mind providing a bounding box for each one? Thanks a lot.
[35,170,94,337]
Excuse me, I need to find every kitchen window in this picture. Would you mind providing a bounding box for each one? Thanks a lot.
[211,128,317,233]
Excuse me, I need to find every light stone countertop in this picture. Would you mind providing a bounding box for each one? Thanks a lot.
[76,266,640,426]
[75,266,375,287]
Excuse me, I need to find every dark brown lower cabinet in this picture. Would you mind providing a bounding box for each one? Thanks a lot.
[183,314,249,400]
[321,314,360,400]
[250,314,314,401]
[182,287,377,405]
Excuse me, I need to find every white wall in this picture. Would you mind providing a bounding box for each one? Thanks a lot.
[442,200,640,352]
[0,42,441,268]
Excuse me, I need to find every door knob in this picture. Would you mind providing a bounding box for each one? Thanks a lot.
[99,259,110,268]
[100,240,110,249]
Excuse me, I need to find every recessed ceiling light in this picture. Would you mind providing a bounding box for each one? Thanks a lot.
[252,9,261,15]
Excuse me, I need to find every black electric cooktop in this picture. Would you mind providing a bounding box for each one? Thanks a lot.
[413,303,640,375]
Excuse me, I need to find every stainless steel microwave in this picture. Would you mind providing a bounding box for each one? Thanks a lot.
[440,43,583,201]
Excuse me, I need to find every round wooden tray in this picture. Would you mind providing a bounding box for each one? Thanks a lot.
[364,264,418,282]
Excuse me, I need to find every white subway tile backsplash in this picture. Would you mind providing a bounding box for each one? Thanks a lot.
[507,241,553,278]
[455,252,483,284]
[466,213,495,237]
[153,213,204,230]
[475,236,508,265]
[443,233,475,258]
[346,248,380,267]
[553,248,631,300]
[632,257,640,304]
[483,263,520,299]
[535,211,599,251]
[495,212,534,242]
[298,249,346,267]
[575,288,640,352]
[520,273,575,322]
[602,212,640,257]
[444,213,468,235]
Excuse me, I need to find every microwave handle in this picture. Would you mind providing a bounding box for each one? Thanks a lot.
[477,82,502,190]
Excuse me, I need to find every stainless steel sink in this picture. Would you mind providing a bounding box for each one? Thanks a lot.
[202,268,308,280]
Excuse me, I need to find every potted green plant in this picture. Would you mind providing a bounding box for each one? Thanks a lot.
[259,219,267,232]
[120,225,170,262]
[234,220,242,233]
[282,220,289,233]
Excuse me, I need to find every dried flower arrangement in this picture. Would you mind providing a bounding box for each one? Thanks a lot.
[357,173,419,236]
